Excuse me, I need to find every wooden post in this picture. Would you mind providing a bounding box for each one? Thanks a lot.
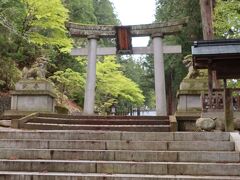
[200,0,220,89]
[224,87,234,131]
[167,70,173,115]
[208,63,213,109]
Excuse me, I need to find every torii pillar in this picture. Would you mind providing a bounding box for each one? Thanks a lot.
[83,35,99,114]
[152,33,167,116]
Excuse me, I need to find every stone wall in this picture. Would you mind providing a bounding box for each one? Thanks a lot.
[0,96,11,115]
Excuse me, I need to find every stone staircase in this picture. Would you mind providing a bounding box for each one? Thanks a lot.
[0,130,239,179]
[11,114,173,132]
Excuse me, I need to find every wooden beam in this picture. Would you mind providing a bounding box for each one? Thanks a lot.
[70,45,182,56]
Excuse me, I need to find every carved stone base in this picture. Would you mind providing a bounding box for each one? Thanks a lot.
[6,80,56,115]
[176,78,208,131]
[177,78,208,110]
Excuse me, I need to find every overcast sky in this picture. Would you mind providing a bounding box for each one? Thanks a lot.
[109,0,156,47]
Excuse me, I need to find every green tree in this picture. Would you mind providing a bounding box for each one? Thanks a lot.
[118,56,155,109]
[93,0,119,25]
[19,0,72,52]
[64,0,97,24]
[49,68,85,105]
[0,56,22,91]
[214,0,240,38]
[96,56,144,114]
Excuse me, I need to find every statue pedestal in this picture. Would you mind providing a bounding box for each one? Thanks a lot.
[5,80,56,115]
[176,78,208,131]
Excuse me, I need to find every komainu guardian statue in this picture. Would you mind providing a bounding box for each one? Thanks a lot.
[182,55,200,79]
[182,55,207,79]
[22,56,48,80]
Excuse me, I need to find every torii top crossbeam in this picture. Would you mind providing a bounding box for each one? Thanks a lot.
[67,18,188,38]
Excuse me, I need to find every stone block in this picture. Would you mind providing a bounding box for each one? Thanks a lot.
[230,132,240,152]
[177,95,202,112]
[9,80,56,114]
[168,163,240,176]
[121,132,173,141]
[179,78,208,91]
[15,79,53,91]
[106,141,168,150]
[114,151,178,162]
[178,151,240,162]
[174,132,230,141]
[96,162,168,175]
[168,141,234,151]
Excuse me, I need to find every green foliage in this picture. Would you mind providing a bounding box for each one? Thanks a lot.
[0,0,141,114]
[64,0,97,24]
[0,0,72,52]
[0,56,22,91]
[93,0,119,25]
[96,56,145,113]
[49,68,85,104]
[50,57,145,114]
[20,0,72,52]
[214,0,240,38]
[118,56,155,109]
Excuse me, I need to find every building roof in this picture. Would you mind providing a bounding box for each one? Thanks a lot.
[192,39,240,79]
[192,39,240,56]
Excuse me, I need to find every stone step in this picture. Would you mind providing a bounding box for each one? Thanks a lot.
[0,131,231,141]
[0,139,234,151]
[0,160,240,176]
[32,117,170,125]
[38,114,169,120]
[1,172,240,180]
[23,123,171,131]
[0,149,239,162]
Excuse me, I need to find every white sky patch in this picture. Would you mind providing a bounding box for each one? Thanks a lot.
[110,0,156,47]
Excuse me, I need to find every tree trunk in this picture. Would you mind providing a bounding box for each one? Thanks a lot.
[199,0,220,88]
[199,0,214,40]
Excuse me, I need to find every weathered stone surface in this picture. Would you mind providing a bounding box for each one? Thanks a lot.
[202,111,240,131]
[1,173,240,180]
[1,149,239,163]
[196,118,216,131]
[68,18,188,38]
[0,120,11,127]
[0,130,239,178]
[9,80,56,114]
[168,141,234,151]
[179,79,208,91]
[230,132,240,152]
[15,79,53,91]
[174,132,230,141]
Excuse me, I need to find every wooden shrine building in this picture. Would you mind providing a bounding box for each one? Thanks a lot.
[192,39,240,131]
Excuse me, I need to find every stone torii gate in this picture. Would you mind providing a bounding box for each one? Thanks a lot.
[67,18,187,116]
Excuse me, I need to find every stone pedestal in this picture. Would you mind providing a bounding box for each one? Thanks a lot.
[176,78,208,131]
[5,80,56,115]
